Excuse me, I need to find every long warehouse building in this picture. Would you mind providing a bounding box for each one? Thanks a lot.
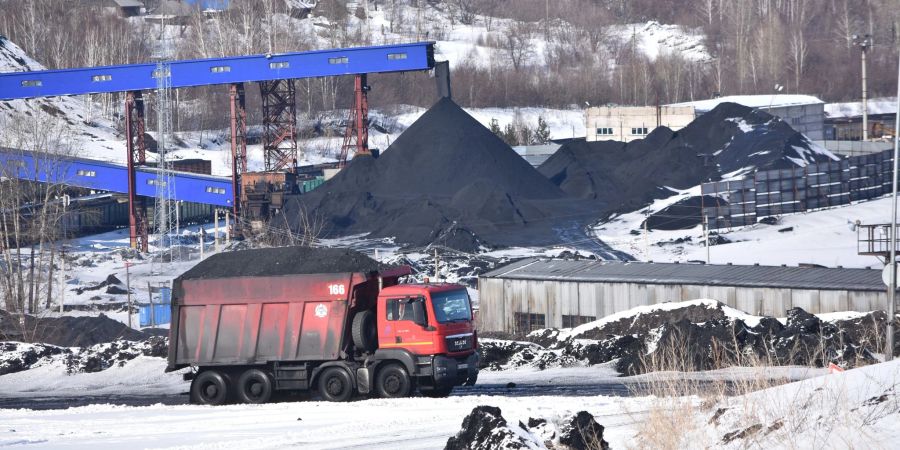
[477,259,887,333]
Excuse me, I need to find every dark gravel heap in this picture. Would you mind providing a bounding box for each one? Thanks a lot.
[0,310,146,347]
[284,98,600,252]
[479,302,898,375]
[177,246,384,280]
[558,411,609,450]
[444,406,542,450]
[539,102,837,215]
[0,337,168,376]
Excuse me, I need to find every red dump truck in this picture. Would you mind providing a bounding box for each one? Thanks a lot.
[166,247,479,405]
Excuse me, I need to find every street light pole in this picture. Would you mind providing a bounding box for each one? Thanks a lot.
[887,53,900,361]
[853,34,872,141]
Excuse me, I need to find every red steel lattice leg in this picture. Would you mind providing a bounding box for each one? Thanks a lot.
[339,74,370,167]
[259,79,297,172]
[229,83,247,220]
[125,91,148,252]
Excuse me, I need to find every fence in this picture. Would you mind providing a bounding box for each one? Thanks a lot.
[702,148,894,230]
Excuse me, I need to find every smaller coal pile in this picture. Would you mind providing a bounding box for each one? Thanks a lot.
[284,98,599,252]
[643,195,725,230]
[445,406,608,450]
[177,246,386,280]
[539,102,838,216]
[0,310,147,347]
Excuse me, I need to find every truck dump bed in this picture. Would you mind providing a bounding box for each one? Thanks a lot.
[167,247,408,371]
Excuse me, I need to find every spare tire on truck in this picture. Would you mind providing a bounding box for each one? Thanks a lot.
[352,310,377,353]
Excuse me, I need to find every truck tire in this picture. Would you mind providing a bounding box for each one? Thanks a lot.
[191,370,229,405]
[375,363,411,398]
[236,369,273,404]
[352,310,377,353]
[318,367,353,402]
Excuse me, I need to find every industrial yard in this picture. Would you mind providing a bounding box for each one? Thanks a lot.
[1,0,900,449]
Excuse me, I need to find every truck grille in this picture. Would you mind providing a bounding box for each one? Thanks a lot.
[445,334,473,352]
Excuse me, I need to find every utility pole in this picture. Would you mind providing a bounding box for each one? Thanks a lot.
[887,54,900,361]
[853,34,872,141]
[214,209,220,252]
[704,214,710,264]
[125,262,133,329]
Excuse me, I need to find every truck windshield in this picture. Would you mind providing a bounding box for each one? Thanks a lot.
[430,289,472,323]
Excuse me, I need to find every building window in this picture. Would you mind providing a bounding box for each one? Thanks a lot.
[790,117,801,125]
[561,314,595,328]
[76,169,96,177]
[148,179,167,186]
[328,56,349,64]
[269,61,289,69]
[210,65,231,73]
[631,127,648,135]
[514,312,546,333]
[91,75,112,82]
[205,186,225,194]
[596,127,613,135]
[387,53,407,60]
[20,80,42,87]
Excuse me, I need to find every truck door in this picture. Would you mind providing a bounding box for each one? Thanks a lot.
[383,296,434,354]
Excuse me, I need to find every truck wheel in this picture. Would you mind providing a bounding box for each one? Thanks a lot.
[375,364,411,398]
[352,310,377,353]
[236,369,273,404]
[191,370,229,405]
[318,367,353,402]
[421,386,453,398]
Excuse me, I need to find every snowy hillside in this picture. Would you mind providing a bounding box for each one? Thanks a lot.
[596,189,894,269]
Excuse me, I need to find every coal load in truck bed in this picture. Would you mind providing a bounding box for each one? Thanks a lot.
[178,246,385,280]
[284,98,602,251]
[539,102,838,214]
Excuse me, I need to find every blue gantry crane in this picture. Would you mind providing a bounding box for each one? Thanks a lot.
[0,42,437,251]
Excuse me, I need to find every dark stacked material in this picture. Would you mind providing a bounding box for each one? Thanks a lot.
[284,98,601,251]
[539,102,838,214]
[178,246,385,280]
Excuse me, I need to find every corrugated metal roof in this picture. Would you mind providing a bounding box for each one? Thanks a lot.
[482,259,885,292]
[113,0,144,7]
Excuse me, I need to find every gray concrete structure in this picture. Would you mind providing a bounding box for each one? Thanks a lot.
[478,259,886,333]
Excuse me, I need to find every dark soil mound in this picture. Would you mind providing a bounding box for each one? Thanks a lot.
[0,310,145,347]
[478,302,897,375]
[178,246,384,280]
[0,337,167,376]
[644,195,724,230]
[539,103,837,214]
[445,406,541,450]
[559,411,609,450]
[284,98,601,251]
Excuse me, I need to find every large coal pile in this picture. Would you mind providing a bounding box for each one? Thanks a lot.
[539,103,838,214]
[178,246,385,280]
[0,310,147,347]
[479,301,898,375]
[284,98,600,252]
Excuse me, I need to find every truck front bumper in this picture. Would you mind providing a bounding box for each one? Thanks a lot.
[433,352,479,387]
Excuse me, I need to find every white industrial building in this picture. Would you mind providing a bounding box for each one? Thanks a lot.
[585,106,695,142]
[669,94,825,140]
[477,259,886,333]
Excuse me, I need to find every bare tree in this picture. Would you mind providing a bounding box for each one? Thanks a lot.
[504,22,536,71]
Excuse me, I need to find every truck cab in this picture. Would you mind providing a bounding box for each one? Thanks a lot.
[368,284,479,396]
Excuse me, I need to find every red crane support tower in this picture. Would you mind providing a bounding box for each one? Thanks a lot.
[125,91,149,252]
[229,83,248,220]
[259,79,298,172]
[339,74,370,167]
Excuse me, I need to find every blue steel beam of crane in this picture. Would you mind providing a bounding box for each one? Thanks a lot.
[0,42,435,100]
[0,149,233,207]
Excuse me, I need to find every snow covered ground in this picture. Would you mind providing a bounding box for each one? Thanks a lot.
[595,189,894,269]
[0,355,893,449]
